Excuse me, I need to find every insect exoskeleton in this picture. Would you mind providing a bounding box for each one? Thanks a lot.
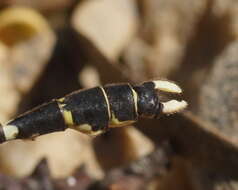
[0,80,187,143]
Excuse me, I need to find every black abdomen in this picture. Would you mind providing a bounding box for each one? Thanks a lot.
[63,87,110,131]
[8,101,66,139]
[104,84,137,126]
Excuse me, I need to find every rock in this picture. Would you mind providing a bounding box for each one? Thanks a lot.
[71,0,139,60]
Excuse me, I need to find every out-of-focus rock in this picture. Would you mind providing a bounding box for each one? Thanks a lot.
[227,2,238,39]
[155,157,193,190]
[79,65,101,88]
[96,145,171,190]
[93,127,154,171]
[0,7,53,46]
[0,7,56,93]
[71,0,139,60]
[37,130,103,179]
[1,0,75,13]
[122,38,151,82]
[134,0,206,78]
[0,130,103,179]
[199,41,238,144]
[0,159,96,190]
[0,43,20,122]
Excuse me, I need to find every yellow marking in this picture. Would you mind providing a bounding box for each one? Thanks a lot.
[58,97,65,102]
[88,130,104,137]
[99,87,111,120]
[57,100,74,126]
[109,113,135,127]
[76,124,92,132]
[74,124,104,137]
[2,125,19,140]
[62,110,74,126]
[128,84,138,116]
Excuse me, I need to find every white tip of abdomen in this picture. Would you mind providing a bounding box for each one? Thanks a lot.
[162,100,188,114]
[2,124,19,141]
[153,80,182,94]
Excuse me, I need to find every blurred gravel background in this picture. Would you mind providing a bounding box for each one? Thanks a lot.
[0,0,238,189]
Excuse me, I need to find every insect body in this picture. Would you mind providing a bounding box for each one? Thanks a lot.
[0,80,187,143]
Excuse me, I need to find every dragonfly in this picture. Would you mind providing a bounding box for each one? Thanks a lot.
[0,80,187,143]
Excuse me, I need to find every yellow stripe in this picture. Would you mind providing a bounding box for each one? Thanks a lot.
[62,110,74,126]
[128,84,138,116]
[57,99,74,126]
[109,112,135,127]
[99,86,111,120]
